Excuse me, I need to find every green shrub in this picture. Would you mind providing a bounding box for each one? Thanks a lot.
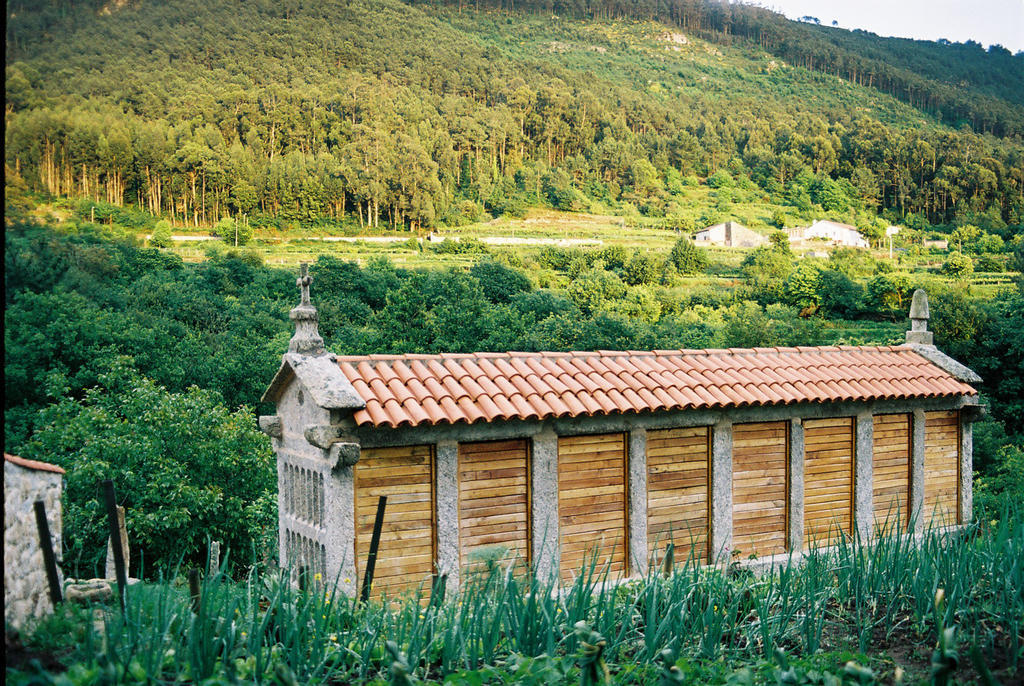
[666,236,709,275]
[149,220,173,248]
[623,250,659,286]
[783,263,821,310]
[215,217,254,246]
[975,254,1004,272]
[21,360,276,577]
[470,261,532,303]
[941,251,974,278]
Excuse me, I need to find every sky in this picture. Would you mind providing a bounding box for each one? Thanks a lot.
[758,0,1024,53]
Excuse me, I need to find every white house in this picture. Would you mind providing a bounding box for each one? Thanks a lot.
[787,220,869,248]
[693,221,767,248]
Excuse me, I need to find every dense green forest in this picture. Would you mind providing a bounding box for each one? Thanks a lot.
[5,0,1024,237]
[5,214,1024,575]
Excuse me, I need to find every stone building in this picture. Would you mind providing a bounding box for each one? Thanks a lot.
[693,221,767,248]
[5,453,65,627]
[260,270,980,596]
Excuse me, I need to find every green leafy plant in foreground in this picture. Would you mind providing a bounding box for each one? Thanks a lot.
[8,504,1023,685]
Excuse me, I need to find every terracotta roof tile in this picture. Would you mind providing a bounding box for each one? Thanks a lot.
[332,346,978,428]
[5,453,65,474]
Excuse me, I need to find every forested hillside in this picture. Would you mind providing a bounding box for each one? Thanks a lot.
[5,0,1023,237]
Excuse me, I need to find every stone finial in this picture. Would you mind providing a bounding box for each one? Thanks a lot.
[288,263,325,355]
[906,289,933,345]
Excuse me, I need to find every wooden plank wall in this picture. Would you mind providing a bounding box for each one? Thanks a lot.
[803,417,854,548]
[646,427,709,564]
[732,422,788,558]
[924,410,960,527]
[558,433,628,581]
[458,439,530,575]
[354,444,435,598]
[872,413,911,532]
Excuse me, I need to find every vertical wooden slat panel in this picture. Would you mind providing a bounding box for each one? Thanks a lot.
[458,439,530,575]
[647,427,709,564]
[732,422,787,558]
[355,444,435,598]
[924,410,960,526]
[873,413,911,531]
[803,417,854,548]
[558,433,627,582]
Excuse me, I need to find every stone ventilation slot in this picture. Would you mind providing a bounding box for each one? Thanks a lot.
[285,530,324,580]
[282,462,325,529]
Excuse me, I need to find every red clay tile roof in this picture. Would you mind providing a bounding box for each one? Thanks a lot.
[4,453,66,474]
[336,346,977,429]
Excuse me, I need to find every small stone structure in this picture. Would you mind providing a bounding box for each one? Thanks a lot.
[4,453,65,628]
[261,274,981,597]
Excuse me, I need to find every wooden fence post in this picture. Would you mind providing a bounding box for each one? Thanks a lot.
[102,480,128,615]
[359,495,387,602]
[33,500,63,606]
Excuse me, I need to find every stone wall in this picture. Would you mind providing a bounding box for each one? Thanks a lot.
[4,458,64,629]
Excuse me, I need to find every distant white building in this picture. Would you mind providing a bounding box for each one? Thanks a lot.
[693,221,767,248]
[787,220,869,249]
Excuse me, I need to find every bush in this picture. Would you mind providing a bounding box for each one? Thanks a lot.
[215,217,254,246]
[941,251,974,278]
[865,272,911,316]
[828,247,877,278]
[818,269,864,318]
[429,237,490,255]
[975,254,1004,272]
[666,236,709,275]
[487,189,528,219]
[543,169,584,211]
[740,243,793,294]
[470,261,532,303]
[537,246,584,272]
[976,444,1024,513]
[149,220,173,248]
[623,250,659,286]
[706,169,734,188]
[783,263,821,310]
[20,360,276,577]
[567,268,627,314]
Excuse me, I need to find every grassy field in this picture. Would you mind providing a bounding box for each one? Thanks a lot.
[140,209,1017,304]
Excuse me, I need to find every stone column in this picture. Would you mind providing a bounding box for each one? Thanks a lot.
[627,429,648,577]
[709,421,733,563]
[959,412,973,524]
[435,440,460,590]
[530,429,559,582]
[276,453,288,573]
[787,418,805,553]
[854,413,874,541]
[910,409,927,534]
[325,464,356,595]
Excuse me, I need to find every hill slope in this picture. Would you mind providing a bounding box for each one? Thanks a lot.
[5,0,1023,233]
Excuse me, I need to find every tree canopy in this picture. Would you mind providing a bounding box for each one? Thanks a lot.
[4,0,1022,233]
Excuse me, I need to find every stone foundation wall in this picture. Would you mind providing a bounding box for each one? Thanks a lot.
[4,461,63,629]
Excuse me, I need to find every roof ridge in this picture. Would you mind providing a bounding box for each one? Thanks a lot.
[333,344,915,367]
